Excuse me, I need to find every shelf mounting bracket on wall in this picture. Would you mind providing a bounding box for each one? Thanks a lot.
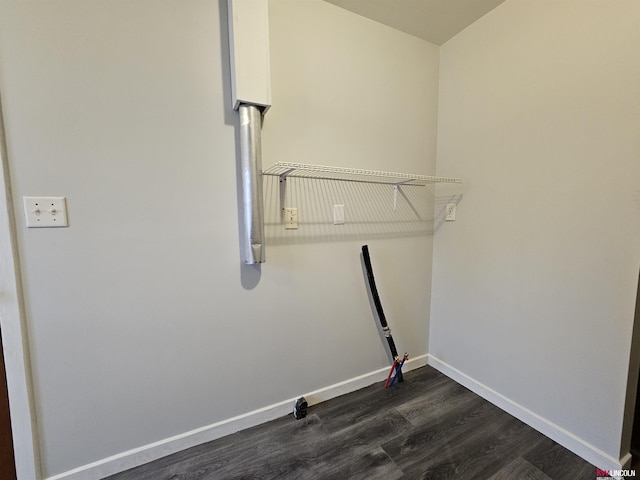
[393,179,417,212]
[278,166,296,216]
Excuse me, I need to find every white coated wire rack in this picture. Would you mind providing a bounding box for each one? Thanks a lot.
[262,162,462,186]
[263,162,463,213]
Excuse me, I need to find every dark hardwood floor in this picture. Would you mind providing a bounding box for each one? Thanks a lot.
[104,366,597,480]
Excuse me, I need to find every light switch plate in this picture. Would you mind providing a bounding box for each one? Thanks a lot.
[23,196,69,227]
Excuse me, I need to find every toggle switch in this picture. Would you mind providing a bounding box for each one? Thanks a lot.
[23,197,69,227]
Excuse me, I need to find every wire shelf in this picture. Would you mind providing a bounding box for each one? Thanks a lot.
[262,162,462,186]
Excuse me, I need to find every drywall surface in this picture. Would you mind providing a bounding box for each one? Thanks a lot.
[0,0,439,476]
[432,0,640,462]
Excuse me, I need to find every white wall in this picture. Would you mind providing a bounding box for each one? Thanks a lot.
[432,0,640,466]
[0,0,439,477]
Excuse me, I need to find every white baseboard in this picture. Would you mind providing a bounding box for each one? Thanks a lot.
[427,354,627,472]
[46,354,428,480]
[619,451,633,469]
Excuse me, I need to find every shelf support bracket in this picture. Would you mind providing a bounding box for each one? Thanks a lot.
[278,167,295,220]
[393,179,416,211]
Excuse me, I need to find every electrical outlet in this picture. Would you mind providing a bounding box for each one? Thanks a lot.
[284,207,298,230]
[23,196,69,227]
[445,203,456,222]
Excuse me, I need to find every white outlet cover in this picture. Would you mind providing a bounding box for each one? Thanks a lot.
[284,207,298,230]
[445,203,456,222]
[23,196,69,227]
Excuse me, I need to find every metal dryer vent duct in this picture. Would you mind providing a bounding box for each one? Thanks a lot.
[239,104,265,264]
[227,0,271,264]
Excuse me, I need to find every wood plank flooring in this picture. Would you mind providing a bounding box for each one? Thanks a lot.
[104,366,596,480]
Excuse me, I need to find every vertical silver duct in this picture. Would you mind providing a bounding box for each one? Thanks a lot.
[239,104,265,264]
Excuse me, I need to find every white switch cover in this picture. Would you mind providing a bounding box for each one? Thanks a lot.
[23,197,69,227]
[445,203,456,222]
[333,204,345,225]
[284,207,298,230]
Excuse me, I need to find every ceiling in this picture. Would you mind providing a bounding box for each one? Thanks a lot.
[323,0,507,45]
